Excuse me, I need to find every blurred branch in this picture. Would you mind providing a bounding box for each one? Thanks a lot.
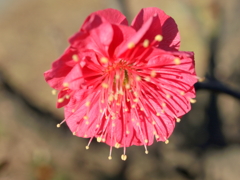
[195,80,240,100]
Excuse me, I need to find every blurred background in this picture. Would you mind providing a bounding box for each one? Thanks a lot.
[0,0,240,179]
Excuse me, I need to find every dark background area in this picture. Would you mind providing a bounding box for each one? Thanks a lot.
[0,0,240,180]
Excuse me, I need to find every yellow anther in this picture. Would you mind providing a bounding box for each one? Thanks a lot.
[155,34,163,42]
[63,82,69,87]
[58,98,64,103]
[84,134,87,137]
[125,84,130,89]
[97,137,102,142]
[143,39,150,48]
[150,70,157,77]
[85,121,89,125]
[136,122,140,126]
[56,124,61,128]
[156,112,160,116]
[100,109,103,113]
[152,121,156,125]
[102,82,109,89]
[102,138,106,142]
[131,105,136,108]
[126,130,130,134]
[73,132,76,136]
[51,89,57,95]
[136,76,141,81]
[198,77,205,82]
[180,91,185,95]
[174,58,181,65]
[72,54,79,62]
[108,156,112,160]
[165,140,169,144]
[161,109,165,113]
[118,90,124,95]
[85,101,90,106]
[133,91,138,97]
[162,102,166,107]
[121,154,127,161]
[127,42,135,49]
[100,57,109,64]
[190,98,197,103]
[115,143,120,148]
[65,95,70,99]
[144,76,150,81]
[115,74,120,79]
[145,139,148,143]
[176,118,181,123]
[124,108,128,112]
[155,134,160,139]
[83,116,89,120]
[145,150,149,154]
[166,94,171,98]
[140,107,144,111]
[112,123,116,127]
[85,146,89,150]
[101,100,104,103]
[71,109,75,113]
[133,98,138,103]
[96,124,100,128]
[131,118,135,121]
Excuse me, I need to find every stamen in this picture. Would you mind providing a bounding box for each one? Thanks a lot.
[143,39,149,48]
[180,91,185,96]
[136,76,141,81]
[72,54,79,62]
[166,94,171,98]
[102,82,109,89]
[150,70,156,77]
[100,57,109,64]
[155,34,163,42]
[121,154,127,161]
[115,142,120,148]
[56,119,66,128]
[190,98,197,103]
[51,89,57,95]
[58,98,64,103]
[85,101,90,106]
[125,84,130,89]
[127,42,135,49]
[97,137,102,142]
[197,77,205,82]
[63,82,69,87]
[174,58,181,65]
[144,76,150,81]
[165,140,169,144]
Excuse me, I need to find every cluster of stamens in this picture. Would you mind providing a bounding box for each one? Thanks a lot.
[52,34,201,161]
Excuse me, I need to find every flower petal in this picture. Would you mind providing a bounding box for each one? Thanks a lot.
[89,8,128,25]
[131,7,180,51]
[44,47,77,90]
[70,22,114,57]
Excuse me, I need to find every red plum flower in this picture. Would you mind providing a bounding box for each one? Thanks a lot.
[44,7,198,160]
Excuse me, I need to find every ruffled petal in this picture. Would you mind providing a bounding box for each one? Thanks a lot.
[70,22,114,58]
[88,8,128,25]
[132,7,180,51]
[44,47,77,90]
